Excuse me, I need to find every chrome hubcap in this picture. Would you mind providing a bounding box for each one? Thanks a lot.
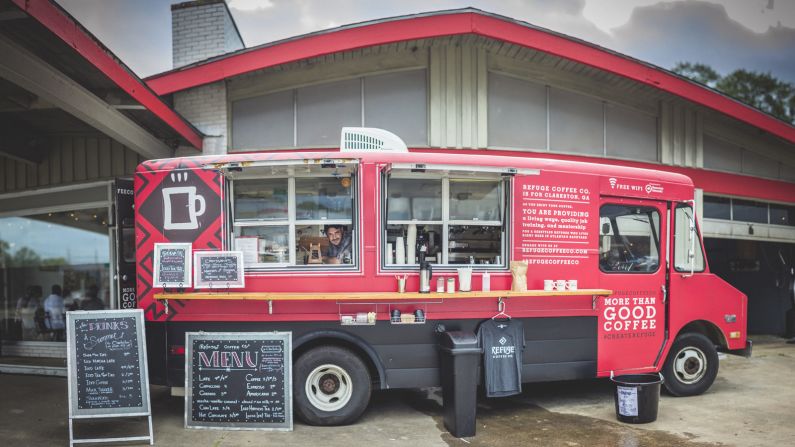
[305,364,353,412]
[673,346,707,384]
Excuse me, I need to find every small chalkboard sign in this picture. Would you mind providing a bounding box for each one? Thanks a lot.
[153,243,192,288]
[66,309,153,445]
[193,251,245,289]
[185,332,292,431]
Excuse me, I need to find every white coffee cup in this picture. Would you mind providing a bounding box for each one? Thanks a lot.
[567,279,578,291]
[543,279,554,291]
[162,186,206,230]
[556,279,567,291]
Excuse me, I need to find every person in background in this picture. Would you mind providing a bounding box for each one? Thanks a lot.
[80,285,105,311]
[43,284,65,331]
[323,224,352,264]
[63,288,79,311]
[16,285,42,340]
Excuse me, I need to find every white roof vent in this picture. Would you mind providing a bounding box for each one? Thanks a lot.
[340,127,408,153]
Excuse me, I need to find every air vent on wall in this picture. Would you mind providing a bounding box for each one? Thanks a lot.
[340,127,408,153]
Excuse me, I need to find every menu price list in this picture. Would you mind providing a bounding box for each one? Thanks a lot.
[198,256,240,283]
[190,338,287,424]
[158,248,187,284]
[74,317,143,410]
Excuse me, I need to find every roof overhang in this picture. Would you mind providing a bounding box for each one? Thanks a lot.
[4,0,203,152]
[146,8,795,146]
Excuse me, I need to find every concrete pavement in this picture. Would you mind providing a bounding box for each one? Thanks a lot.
[1,335,793,446]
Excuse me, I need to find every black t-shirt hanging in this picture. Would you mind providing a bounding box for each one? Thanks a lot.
[477,318,525,397]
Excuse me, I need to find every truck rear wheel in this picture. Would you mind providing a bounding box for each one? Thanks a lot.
[293,346,371,426]
[662,333,719,396]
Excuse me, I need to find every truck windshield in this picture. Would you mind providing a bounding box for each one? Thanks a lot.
[599,204,660,273]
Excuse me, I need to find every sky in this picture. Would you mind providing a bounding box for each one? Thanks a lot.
[55,0,795,83]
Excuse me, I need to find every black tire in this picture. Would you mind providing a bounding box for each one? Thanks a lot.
[293,346,371,426]
[662,332,719,397]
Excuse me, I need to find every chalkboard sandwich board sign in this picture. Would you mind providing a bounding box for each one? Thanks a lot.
[193,250,245,289]
[66,309,153,445]
[185,332,292,431]
[153,243,192,288]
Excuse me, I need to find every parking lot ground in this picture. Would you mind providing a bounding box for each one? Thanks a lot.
[1,335,793,446]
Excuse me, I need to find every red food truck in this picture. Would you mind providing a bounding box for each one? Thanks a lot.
[135,130,749,426]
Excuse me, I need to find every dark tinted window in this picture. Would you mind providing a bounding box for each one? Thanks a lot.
[770,204,795,227]
[732,199,768,223]
[703,196,731,220]
[599,205,660,273]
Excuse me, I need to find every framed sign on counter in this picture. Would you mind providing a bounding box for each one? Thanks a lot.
[193,251,245,289]
[153,243,192,288]
[185,332,293,431]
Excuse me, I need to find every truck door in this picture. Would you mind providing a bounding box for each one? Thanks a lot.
[597,198,667,374]
[113,178,137,309]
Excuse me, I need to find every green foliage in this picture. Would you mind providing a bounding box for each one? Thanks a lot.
[672,62,720,88]
[673,62,795,124]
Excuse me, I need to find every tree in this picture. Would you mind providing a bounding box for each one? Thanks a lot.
[672,62,795,124]
[672,62,720,88]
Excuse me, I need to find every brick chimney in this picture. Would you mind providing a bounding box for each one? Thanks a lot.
[171,0,244,68]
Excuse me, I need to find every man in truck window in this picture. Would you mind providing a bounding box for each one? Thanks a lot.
[323,224,352,264]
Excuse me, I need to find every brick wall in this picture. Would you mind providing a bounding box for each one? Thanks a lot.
[172,0,244,68]
[174,82,228,155]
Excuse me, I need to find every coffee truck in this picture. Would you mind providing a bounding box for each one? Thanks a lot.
[136,128,749,426]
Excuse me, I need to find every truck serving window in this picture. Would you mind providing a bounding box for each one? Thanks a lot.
[230,163,356,269]
[384,171,506,266]
[599,205,660,273]
[674,204,706,273]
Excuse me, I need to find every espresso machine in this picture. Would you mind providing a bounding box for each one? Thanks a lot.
[417,233,432,293]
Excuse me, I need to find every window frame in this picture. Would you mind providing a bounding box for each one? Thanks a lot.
[598,204,662,275]
[673,204,706,274]
[381,169,509,269]
[229,166,359,271]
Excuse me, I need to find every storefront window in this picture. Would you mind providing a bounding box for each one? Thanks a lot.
[1,208,110,342]
[384,173,505,266]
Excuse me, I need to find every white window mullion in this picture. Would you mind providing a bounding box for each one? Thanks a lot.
[288,177,296,265]
[442,177,450,265]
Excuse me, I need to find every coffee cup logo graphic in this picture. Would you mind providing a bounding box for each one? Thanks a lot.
[162,172,206,230]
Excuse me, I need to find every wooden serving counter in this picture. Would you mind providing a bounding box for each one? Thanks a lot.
[154,289,612,302]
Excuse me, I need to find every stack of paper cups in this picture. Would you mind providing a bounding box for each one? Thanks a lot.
[386,243,393,265]
[396,237,406,265]
[407,224,417,264]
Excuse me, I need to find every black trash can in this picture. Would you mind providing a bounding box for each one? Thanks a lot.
[438,331,482,437]
[611,373,664,424]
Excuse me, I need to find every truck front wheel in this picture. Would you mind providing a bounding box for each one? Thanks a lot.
[662,333,719,396]
[293,346,371,426]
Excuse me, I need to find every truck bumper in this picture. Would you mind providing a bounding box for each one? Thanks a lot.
[725,339,752,358]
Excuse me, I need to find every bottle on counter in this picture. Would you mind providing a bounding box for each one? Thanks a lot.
[482,271,491,292]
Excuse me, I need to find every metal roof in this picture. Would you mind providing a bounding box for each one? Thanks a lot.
[145,8,795,146]
[2,0,203,151]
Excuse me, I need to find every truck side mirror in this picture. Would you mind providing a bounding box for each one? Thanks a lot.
[599,222,612,254]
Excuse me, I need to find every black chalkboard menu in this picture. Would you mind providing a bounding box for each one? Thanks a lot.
[193,251,245,288]
[154,243,192,288]
[67,310,150,417]
[185,332,292,430]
